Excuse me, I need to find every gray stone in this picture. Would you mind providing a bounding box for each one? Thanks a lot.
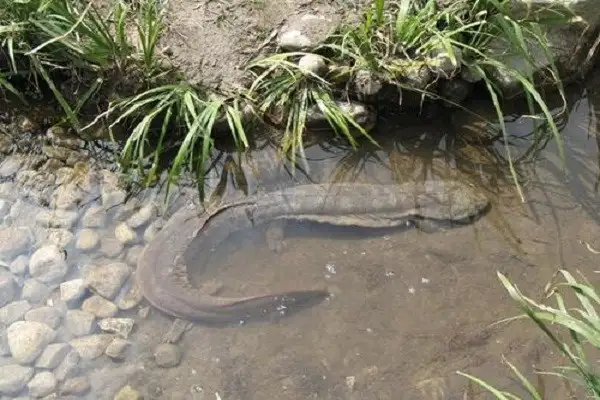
[35,343,71,369]
[114,385,142,400]
[427,45,463,78]
[28,245,68,284]
[9,255,28,276]
[60,376,90,396]
[75,229,99,251]
[98,318,135,339]
[69,334,113,360]
[60,279,87,307]
[0,157,22,178]
[353,70,382,100]
[0,331,9,357]
[153,343,182,368]
[25,307,62,330]
[0,200,10,218]
[126,204,157,228]
[0,364,34,395]
[65,310,95,337]
[35,209,78,229]
[27,371,57,398]
[81,206,106,228]
[100,238,124,258]
[45,229,73,248]
[277,14,340,51]
[81,296,118,318]
[114,223,137,245]
[7,321,56,364]
[0,269,16,308]
[21,280,52,305]
[297,54,327,76]
[51,183,83,210]
[0,300,32,324]
[53,350,80,381]
[117,280,143,311]
[104,338,130,360]
[0,227,31,260]
[101,187,126,209]
[125,246,143,267]
[85,263,130,299]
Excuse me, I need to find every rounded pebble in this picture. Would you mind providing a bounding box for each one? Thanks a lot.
[28,245,68,283]
[82,295,118,318]
[85,262,130,299]
[0,364,34,395]
[154,343,182,368]
[27,371,57,397]
[7,320,56,364]
[75,229,100,251]
[0,269,16,307]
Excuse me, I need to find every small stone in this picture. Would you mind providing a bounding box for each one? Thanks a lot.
[117,280,143,311]
[0,364,34,395]
[81,206,106,228]
[7,321,56,364]
[28,245,68,283]
[98,318,135,339]
[65,310,95,337]
[298,54,327,75]
[0,331,9,356]
[9,255,28,275]
[127,204,157,228]
[60,376,90,395]
[53,350,80,381]
[100,238,124,258]
[0,199,10,218]
[45,228,74,248]
[114,223,137,245]
[81,296,118,318]
[60,279,87,307]
[105,338,130,360]
[35,209,78,229]
[125,246,143,266]
[75,229,100,251]
[69,334,113,360]
[138,307,149,319]
[0,269,16,307]
[114,385,142,400]
[0,227,31,260]
[278,30,311,50]
[101,187,126,210]
[143,220,163,242]
[0,300,32,324]
[85,263,130,299]
[27,371,57,397]
[154,343,182,368]
[22,279,51,305]
[25,307,62,330]
[35,343,71,369]
[0,157,22,177]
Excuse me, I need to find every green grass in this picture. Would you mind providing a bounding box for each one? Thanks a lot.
[459,270,600,399]
[0,0,579,201]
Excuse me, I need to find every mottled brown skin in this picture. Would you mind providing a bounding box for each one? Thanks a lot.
[136,181,490,324]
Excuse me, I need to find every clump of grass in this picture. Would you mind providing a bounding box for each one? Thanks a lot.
[246,52,377,167]
[247,0,572,200]
[459,270,600,399]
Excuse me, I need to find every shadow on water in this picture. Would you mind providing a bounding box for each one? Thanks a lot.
[125,71,600,399]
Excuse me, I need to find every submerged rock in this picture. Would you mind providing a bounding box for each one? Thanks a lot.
[0,227,31,260]
[85,262,130,300]
[0,364,34,395]
[69,334,113,360]
[7,321,56,364]
[0,269,16,308]
[27,371,57,397]
[29,245,68,284]
[154,343,182,368]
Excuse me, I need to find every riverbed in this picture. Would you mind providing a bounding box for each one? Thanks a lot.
[0,70,599,399]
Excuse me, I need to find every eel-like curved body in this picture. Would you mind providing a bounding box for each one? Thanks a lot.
[137,181,490,324]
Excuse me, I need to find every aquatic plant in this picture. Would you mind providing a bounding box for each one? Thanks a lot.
[459,270,600,399]
[247,0,571,200]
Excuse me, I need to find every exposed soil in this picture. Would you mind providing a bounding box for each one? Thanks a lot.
[158,0,361,92]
